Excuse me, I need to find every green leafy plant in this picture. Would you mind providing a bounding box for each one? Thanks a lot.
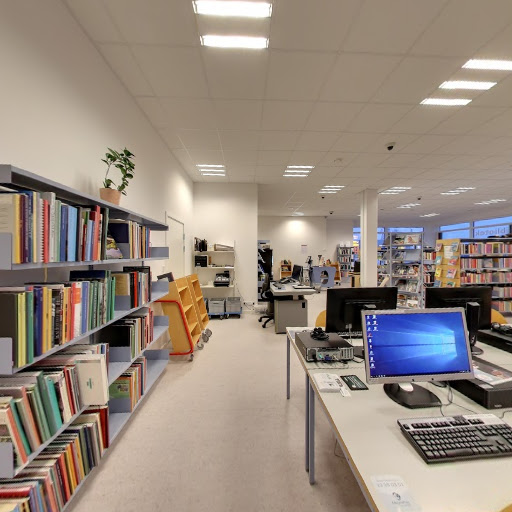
[102,147,135,195]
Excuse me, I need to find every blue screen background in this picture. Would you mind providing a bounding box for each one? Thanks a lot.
[365,312,472,378]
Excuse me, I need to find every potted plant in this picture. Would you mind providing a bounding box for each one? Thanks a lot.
[99,147,135,205]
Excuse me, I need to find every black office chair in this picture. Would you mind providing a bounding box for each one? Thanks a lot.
[258,274,274,328]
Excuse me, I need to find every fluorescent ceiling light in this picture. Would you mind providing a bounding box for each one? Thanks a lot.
[420,213,440,217]
[379,192,400,195]
[201,35,268,49]
[202,172,226,176]
[287,165,315,169]
[292,211,304,216]
[193,1,272,18]
[476,199,506,204]
[455,187,476,190]
[421,98,471,106]
[323,185,344,189]
[390,186,411,190]
[439,81,496,90]
[284,174,308,178]
[197,164,225,168]
[284,169,310,173]
[397,206,412,209]
[441,192,460,195]
[463,59,512,71]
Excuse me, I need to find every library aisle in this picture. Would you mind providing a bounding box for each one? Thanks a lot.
[68,292,369,512]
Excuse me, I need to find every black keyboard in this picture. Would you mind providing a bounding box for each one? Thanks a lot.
[398,414,512,464]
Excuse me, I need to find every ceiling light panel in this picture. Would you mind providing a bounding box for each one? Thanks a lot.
[420,213,440,217]
[463,59,512,71]
[193,1,272,18]
[421,98,471,106]
[197,164,225,168]
[200,35,269,49]
[441,192,460,195]
[287,165,315,169]
[439,81,496,90]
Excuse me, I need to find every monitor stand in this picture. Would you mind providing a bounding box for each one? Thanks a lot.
[383,383,441,409]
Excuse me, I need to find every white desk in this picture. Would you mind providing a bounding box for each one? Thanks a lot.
[270,283,315,333]
[286,327,512,512]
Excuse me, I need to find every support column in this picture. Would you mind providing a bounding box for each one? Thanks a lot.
[360,189,378,287]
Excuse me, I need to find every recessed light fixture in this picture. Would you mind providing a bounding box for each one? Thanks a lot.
[292,211,304,216]
[193,1,272,18]
[200,35,269,49]
[283,165,314,177]
[197,164,225,168]
[463,59,512,71]
[390,187,412,190]
[380,187,410,195]
[318,185,344,194]
[421,98,471,106]
[439,81,496,90]
[201,172,226,176]
[318,190,336,194]
[284,173,308,178]
[197,164,226,176]
[322,185,344,189]
[379,192,400,195]
[287,165,315,169]
[475,199,507,205]
[397,203,421,209]
[420,213,440,217]
[455,187,476,190]
[441,192,460,195]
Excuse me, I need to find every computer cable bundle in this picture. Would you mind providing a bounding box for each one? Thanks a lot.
[310,327,329,341]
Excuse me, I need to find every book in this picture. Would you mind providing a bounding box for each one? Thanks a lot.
[404,234,420,244]
[446,281,456,287]
[0,193,22,263]
[435,242,443,252]
[0,396,29,466]
[105,233,123,259]
[435,255,443,265]
[446,268,457,278]
[435,267,442,278]
[448,256,458,265]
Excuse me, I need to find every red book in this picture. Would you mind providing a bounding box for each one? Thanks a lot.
[89,206,101,261]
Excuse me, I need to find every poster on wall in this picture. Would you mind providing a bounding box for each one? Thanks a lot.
[301,244,308,254]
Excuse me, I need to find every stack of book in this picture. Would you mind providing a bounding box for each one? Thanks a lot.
[461,241,512,255]
[0,191,111,264]
[112,266,151,308]
[0,368,82,468]
[0,272,116,368]
[98,309,154,359]
[109,357,147,412]
[108,220,151,259]
[0,410,107,510]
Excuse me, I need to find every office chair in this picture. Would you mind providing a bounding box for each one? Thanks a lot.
[258,273,274,328]
[315,310,326,328]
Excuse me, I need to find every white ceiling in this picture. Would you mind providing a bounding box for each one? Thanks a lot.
[64,0,512,224]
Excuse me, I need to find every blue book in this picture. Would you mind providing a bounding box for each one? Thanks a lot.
[66,206,78,262]
[44,376,63,430]
[59,204,69,262]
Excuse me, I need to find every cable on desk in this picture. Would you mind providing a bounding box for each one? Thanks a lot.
[497,410,512,420]
[430,383,477,416]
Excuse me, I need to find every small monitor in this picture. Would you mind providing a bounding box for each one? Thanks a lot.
[425,286,492,355]
[291,264,302,282]
[326,287,398,333]
[362,308,473,409]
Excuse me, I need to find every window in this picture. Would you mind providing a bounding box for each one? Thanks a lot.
[474,225,511,238]
[440,222,470,231]
[474,216,512,228]
[441,229,471,239]
[387,227,423,233]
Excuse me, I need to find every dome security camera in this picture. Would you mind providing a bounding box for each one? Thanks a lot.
[386,142,396,151]
[329,211,334,215]
[321,195,325,199]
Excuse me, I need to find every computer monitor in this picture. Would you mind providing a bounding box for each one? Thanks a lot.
[291,264,302,282]
[425,286,492,355]
[326,287,398,333]
[362,308,473,409]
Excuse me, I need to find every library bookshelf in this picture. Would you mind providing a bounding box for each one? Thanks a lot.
[186,274,209,332]
[279,260,292,279]
[0,166,170,506]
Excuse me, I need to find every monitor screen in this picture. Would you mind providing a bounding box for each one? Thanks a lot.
[291,264,302,281]
[326,287,398,333]
[425,286,492,329]
[362,308,473,384]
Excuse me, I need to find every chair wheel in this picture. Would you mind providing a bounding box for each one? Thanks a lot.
[189,354,194,362]
[258,318,262,322]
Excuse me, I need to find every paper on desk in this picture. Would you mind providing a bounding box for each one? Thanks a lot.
[371,475,422,512]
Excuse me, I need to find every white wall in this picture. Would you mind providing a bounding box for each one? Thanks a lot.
[0,0,194,277]
[193,183,258,304]
[258,217,328,278]
[326,219,354,260]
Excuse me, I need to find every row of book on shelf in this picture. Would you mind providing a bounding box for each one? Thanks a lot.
[461,241,512,255]
[461,273,512,284]
[0,355,150,511]
[460,257,512,269]
[0,190,152,264]
[0,267,152,369]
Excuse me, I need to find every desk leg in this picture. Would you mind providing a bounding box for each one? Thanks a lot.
[286,336,290,399]
[308,381,315,485]
[305,374,309,472]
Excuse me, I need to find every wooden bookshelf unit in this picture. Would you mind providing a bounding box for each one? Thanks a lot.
[279,260,292,279]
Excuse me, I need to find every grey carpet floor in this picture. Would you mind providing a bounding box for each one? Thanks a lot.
[68,291,370,512]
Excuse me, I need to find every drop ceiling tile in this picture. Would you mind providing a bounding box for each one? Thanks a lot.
[294,132,340,151]
[187,149,225,165]
[437,136,496,155]
[289,151,326,166]
[266,51,336,100]
[258,131,300,150]
[313,167,344,177]
[158,129,184,150]
[257,150,292,166]
[386,168,431,178]
[390,106,455,134]
[474,22,512,60]
[470,110,512,136]
[103,0,198,45]
[470,137,512,156]
[316,152,359,167]
[255,176,282,185]
[373,57,462,104]
[223,150,258,166]
[255,165,284,177]
[407,154,456,168]
[402,134,457,154]
[196,15,269,38]
[213,100,263,129]
[305,103,364,131]
[202,48,268,100]
[343,0,447,54]
[270,0,361,51]
[349,154,390,168]
[379,154,423,167]
[218,130,260,150]
[438,155,487,169]
[365,134,419,153]
[66,0,123,42]
[132,46,208,97]
[431,107,507,135]
[160,98,216,129]
[229,176,256,183]
[471,76,512,108]
[99,44,153,96]
[224,165,256,177]
[330,133,381,153]
[171,149,194,169]
[136,97,169,128]
[176,129,221,150]
[319,53,401,102]
[261,101,314,130]
[349,104,412,133]
[410,0,512,57]
[478,155,512,170]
